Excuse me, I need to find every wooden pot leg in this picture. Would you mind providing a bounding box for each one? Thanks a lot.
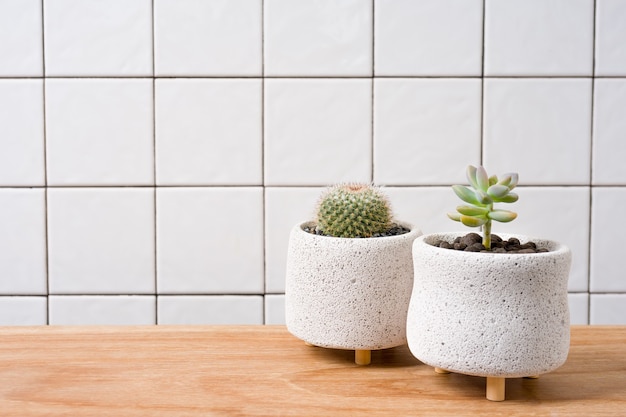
[486,377,505,401]
[355,350,371,365]
[524,375,539,379]
[304,342,314,347]
[434,367,451,374]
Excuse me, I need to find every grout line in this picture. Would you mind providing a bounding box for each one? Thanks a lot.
[479,0,486,166]
[6,75,621,80]
[261,0,267,324]
[371,0,375,183]
[151,0,159,325]
[40,0,50,325]
[587,0,598,325]
[0,182,592,188]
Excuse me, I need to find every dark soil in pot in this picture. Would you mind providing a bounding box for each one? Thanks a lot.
[303,222,411,238]
[433,232,549,254]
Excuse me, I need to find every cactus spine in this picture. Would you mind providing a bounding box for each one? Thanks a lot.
[316,183,392,238]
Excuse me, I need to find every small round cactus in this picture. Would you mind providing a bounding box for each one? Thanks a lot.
[315,183,392,238]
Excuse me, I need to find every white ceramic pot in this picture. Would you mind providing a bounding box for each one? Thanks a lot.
[285,221,421,362]
[407,233,571,399]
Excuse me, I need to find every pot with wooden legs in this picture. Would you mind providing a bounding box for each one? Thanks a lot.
[285,184,421,365]
[406,166,571,401]
[408,232,571,401]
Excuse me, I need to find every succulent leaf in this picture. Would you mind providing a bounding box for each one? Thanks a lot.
[475,166,490,191]
[447,212,462,222]
[452,185,482,206]
[466,165,479,190]
[456,205,489,216]
[487,184,510,199]
[497,193,519,203]
[488,210,517,223]
[497,174,513,187]
[460,215,487,227]
[488,175,498,186]
[476,190,493,205]
[507,173,519,190]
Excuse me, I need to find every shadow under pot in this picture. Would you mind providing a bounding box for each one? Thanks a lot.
[285,221,421,365]
[407,233,571,401]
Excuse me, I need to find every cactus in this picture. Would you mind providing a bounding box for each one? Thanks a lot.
[447,165,518,250]
[316,183,392,238]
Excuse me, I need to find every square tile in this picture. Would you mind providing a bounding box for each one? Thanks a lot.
[154,0,262,76]
[374,79,481,185]
[49,296,156,325]
[264,0,372,76]
[486,187,590,292]
[265,294,285,325]
[0,0,42,76]
[0,297,47,325]
[0,80,45,186]
[155,79,262,185]
[484,0,594,75]
[48,188,155,294]
[592,80,626,185]
[595,0,626,75]
[157,188,264,294]
[590,294,626,325]
[0,189,47,295]
[483,79,592,185]
[158,295,263,324]
[264,79,372,185]
[590,187,626,292]
[44,0,152,76]
[265,187,324,293]
[568,293,589,325]
[375,0,482,76]
[45,79,154,186]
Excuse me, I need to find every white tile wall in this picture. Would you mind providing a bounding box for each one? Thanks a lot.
[0,79,45,186]
[0,0,42,77]
[156,187,264,294]
[264,294,285,325]
[595,0,626,76]
[49,295,156,325]
[0,189,47,295]
[592,79,626,185]
[155,79,262,185]
[590,188,626,292]
[158,295,263,325]
[47,188,155,294]
[590,294,626,325]
[484,0,594,76]
[375,0,483,76]
[374,79,482,185]
[483,79,592,185]
[264,79,372,186]
[45,79,154,186]
[264,0,372,76]
[154,0,262,77]
[0,0,624,326]
[0,297,47,325]
[43,0,152,76]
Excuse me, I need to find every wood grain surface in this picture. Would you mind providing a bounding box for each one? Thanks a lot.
[0,325,624,416]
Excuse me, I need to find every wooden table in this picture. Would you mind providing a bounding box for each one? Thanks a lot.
[0,325,624,416]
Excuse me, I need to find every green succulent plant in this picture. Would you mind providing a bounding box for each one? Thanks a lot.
[447,165,519,250]
[316,183,392,238]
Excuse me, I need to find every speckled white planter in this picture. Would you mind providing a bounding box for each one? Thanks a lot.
[286,221,421,359]
[407,233,571,399]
